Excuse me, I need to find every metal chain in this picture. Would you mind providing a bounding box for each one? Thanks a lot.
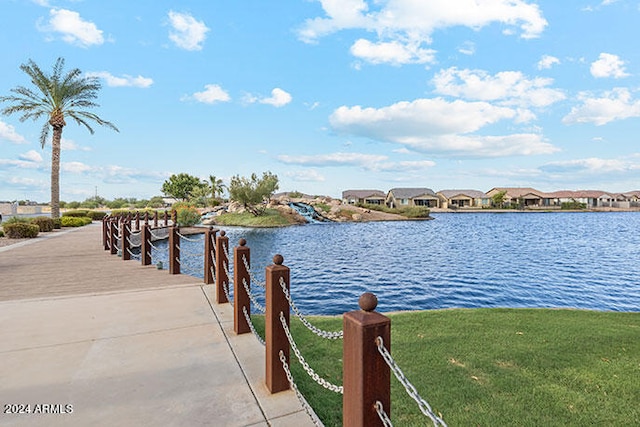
[126,248,140,260]
[242,306,265,346]
[126,237,141,248]
[279,350,325,427]
[210,265,216,283]
[376,337,447,427]
[223,261,234,286]
[375,401,393,427]
[242,277,266,313]
[279,277,343,340]
[149,229,165,240]
[129,228,141,236]
[279,312,343,394]
[222,281,233,307]
[176,232,204,242]
[242,254,266,288]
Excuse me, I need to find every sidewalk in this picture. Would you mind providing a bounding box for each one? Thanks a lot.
[0,224,314,426]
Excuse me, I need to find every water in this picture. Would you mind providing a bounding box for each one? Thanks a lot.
[153,212,640,315]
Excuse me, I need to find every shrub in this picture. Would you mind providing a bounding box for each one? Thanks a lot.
[0,230,4,237]
[86,211,107,220]
[397,206,431,218]
[63,210,90,218]
[30,216,55,232]
[53,218,62,229]
[173,203,201,226]
[3,222,39,238]
[60,216,92,227]
[3,216,30,224]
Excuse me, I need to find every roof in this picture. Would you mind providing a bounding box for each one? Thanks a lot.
[545,190,609,199]
[487,187,546,198]
[388,188,437,199]
[437,189,487,199]
[342,189,386,199]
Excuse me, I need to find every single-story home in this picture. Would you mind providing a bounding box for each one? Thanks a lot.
[485,187,547,208]
[386,188,439,208]
[342,190,387,205]
[437,190,489,209]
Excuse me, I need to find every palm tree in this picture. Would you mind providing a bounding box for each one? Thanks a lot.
[209,175,226,200]
[0,57,118,218]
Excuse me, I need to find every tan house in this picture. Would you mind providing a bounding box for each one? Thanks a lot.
[386,188,439,208]
[485,187,547,208]
[437,190,489,209]
[342,190,386,205]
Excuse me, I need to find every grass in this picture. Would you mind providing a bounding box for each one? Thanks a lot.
[214,208,297,227]
[250,309,640,426]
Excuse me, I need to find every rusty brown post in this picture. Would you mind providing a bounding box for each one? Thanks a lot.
[169,225,180,274]
[204,227,217,284]
[144,211,149,227]
[121,221,131,261]
[215,231,229,303]
[110,218,118,255]
[102,216,109,250]
[343,293,391,427]
[134,212,140,231]
[171,209,177,225]
[141,224,152,266]
[265,254,290,394]
[234,239,251,334]
[153,211,158,227]
[164,210,169,226]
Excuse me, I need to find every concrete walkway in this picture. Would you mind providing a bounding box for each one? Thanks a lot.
[0,223,315,426]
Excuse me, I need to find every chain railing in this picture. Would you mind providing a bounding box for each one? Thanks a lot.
[242,254,266,288]
[376,336,447,427]
[242,306,265,346]
[279,350,324,427]
[242,277,266,313]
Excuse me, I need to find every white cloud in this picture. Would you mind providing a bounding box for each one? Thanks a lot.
[86,71,153,88]
[40,8,104,47]
[259,88,293,107]
[168,11,209,51]
[0,120,28,144]
[458,41,475,56]
[277,151,437,172]
[285,169,326,182]
[590,53,629,78]
[350,39,436,65]
[61,138,91,151]
[537,55,560,70]
[62,161,93,173]
[540,157,637,174]
[299,0,547,64]
[19,150,43,163]
[185,84,231,104]
[562,88,640,126]
[329,98,559,157]
[432,67,566,109]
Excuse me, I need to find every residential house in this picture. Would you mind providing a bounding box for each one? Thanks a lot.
[436,190,489,209]
[545,190,625,208]
[342,190,386,205]
[386,188,439,208]
[485,187,547,208]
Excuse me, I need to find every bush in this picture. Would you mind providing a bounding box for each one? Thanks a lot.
[53,218,62,229]
[63,210,90,217]
[30,216,54,232]
[86,211,107,220]
[3,222,40,238]
[60,216,92,227]
[397,206,431,218]
[0,230,4,237]
[172,203,201,226]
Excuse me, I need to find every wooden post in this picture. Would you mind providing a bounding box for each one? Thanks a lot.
[265,254,290,393]
[153,211,158,227]
[343,293,391,427]
[110,219,118,255]
[134,212,140,231]
[164,210,169,227]
[171,209,177,226]
[234,239,251,334]
[141,224,152,266]
[121,221,131,261]
[102,217,109,250]
[204,227,217,284]
[215,231,229,303]
[169,225,180,274]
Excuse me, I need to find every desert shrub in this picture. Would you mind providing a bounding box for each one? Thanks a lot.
[397,206,431,218]
[3,216,30,224]
[0,230,4,237]
[86,211,107,220]
[30,216,54,232]
[172,203,201,226]
[63,210,90,217]
[53,218,62,229]
[3,222,39,238]
[61,216,92,227]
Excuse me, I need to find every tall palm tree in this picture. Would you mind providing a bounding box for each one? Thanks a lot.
[209,175,226,199]
[0,57,118,218]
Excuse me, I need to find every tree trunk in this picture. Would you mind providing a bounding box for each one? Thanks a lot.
[50,126,63,219]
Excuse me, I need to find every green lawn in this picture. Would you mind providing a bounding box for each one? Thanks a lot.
[251,309,640,426]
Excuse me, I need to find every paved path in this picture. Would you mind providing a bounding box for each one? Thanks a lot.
[0,223,314,426]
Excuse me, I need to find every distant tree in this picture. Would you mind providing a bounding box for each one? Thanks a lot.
[147,196,165,208]
[0,57,118,218]
[491,191,507,208]
[188,185,211,208]
[209,175,226,200]
[161,173,203,201]
[228,171,279,216]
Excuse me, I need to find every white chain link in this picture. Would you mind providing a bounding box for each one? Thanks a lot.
[149,229,165,240]
[126,248,140,259]
[242,306,265,346]
[176,232,204,242]
[279,350,325,427]
[242,277,266,313]
[242,254,266,288]
[375,401,393,427]
[279,277,343,340]
[126,237,141,248]
[376,337,447,427]
[223,260,234,287]
[222,280,233,306]
[279,312,343,394]
[209,265,216,283]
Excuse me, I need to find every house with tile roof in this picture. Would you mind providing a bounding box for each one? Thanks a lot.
[386,188,439,208]
[485,187,548,208]
[341,190,386,205]
[436,190,489,209]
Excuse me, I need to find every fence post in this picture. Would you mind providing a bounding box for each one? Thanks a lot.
[134,212,140,231]
[234,238,250,334]
[204,227,217,284]
[169,225,180,274]
[265,254,290,393]
[121,221,131,261]
[153,211,158,227]
[141,224,152,266]
[102,217,109,250]
[343,293,391,427]
[171,209,177,225]
[110,218,118,255]
[215,231,229,303]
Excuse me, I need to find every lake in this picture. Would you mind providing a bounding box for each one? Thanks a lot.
[157,212,640,315]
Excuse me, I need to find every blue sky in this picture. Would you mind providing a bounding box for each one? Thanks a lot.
[1,0,639,202]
